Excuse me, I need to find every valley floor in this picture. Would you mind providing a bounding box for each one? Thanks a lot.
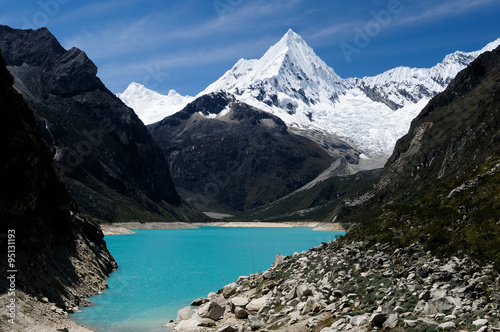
[100,221,345,235]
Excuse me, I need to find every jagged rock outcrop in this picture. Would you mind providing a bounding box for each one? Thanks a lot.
[332,45,500,268]
[148,92,355,212]
[172,239,500,331]
[0,25,205,223]
[0,51,116,331]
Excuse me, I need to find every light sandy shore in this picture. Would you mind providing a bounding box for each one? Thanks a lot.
[101,221,345,235]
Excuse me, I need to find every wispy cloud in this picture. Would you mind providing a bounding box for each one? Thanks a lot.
[395,0,499,25]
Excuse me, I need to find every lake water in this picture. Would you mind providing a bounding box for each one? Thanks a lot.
[71,227,344,331]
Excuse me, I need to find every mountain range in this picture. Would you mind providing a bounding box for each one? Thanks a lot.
[0,25,206,223]
[1,23,499,331]
[121,29,500,157]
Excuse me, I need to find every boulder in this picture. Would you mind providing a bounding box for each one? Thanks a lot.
[198,301,225,321]
[383,313,398,329]
[418,290,431,301]
[301,298,315,315]
[423,297,456,315]
[235,307,249,319]
[472,318,488,328]
[246,297,268,312]
[272,254,285,268]
[404,320,419,328]
[230,296,249,310]
[249,315,264,330]
[223,282,238,298]
[191,297,208,306]
[296,284,314,300]
[174,319,201,330]
[262,270,274,279]
[285,287,297,300]
[217,326,238,332]
[350,314,370,326]
[177,306,195,321]
[370,313,387,328]
[437,321,456,330]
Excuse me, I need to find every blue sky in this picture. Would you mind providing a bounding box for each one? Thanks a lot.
[1,0,500,96]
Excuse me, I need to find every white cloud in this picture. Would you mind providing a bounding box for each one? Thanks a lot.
[395,0,498,25]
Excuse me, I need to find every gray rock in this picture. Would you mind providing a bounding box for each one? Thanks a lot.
[404,319,419,327]
[246,297,268,312]
[350,314,370,326]
[423,297,456,314]
[331,318,346,329]
[198,318,216,327]
[209,304,225,321]
[235,307,249,319]
[230,296,249,310]
[262,270,274,279]
[216,326,238,332]
[307,317,319,328]
[301,298,315,315]
[272,254,285,268]
[437,321,456,330]
[370,313,387,328]
[249,315,264,330]
[444,314,456,322]
[383,313,398,329]
[296,284,314,300]
[177,306,195,321]
[472,318,488,328]
[191,297,208,306]
[419,290,431,301]
[285,287,297,300]
[198,301,225,321]
[223,282,238,298]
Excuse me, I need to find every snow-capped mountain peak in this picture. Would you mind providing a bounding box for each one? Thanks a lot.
[202,29,344,115]
[120,31,500,158]
[117,82,194,125]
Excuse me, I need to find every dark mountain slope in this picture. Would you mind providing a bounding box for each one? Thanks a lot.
[336,45,500,268]
[0,25,205,223]
[148,92,357,212]
[0,51,116,329]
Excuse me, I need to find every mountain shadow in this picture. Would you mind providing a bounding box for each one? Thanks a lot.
[333,45,500,268]
[148,92,361,212]
[0,50,116,328]
[0,25,206,223]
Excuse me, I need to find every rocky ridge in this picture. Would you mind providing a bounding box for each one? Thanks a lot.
[171,239,500,332]
[0,50,116,331]
[0,25,205,223]
[148,92,357,212]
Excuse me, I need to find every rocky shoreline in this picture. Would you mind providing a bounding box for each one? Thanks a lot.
[170,238,500,331]
[100,222,345,235]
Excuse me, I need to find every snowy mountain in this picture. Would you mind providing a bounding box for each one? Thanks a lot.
[121,29,500,157]
[203,29,345,114]
[201,29,500,156]
[117,82,194,125]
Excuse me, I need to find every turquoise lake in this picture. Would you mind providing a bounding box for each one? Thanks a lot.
[71,227,344,331]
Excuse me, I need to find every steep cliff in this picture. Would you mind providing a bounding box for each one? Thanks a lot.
[336,45,500,268]
[0,51,116,331]
[0,25,205,223]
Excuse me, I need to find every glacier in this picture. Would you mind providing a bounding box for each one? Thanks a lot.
[119,29,500,157]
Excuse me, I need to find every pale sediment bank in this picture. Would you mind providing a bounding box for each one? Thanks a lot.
[101,221,345,235]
